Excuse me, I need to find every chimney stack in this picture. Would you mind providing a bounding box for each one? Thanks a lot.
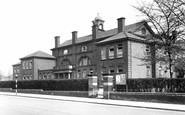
[72,31,77,44]
[55,36,60,48]
[117,17,125,33]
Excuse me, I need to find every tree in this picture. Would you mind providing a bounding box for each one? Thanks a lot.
[134,0,185,79]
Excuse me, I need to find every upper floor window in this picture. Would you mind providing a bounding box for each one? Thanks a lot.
[79,57,91,66]
[109,46,114,59]
[117,44,123,58]
[101,47,106,60]
[146,65,151,77]
[145,45,150,55]
[63,49,68,55]
[29,60,33,69]
[17,67,19,73]
[141,28,146,35]
[117,66,123,73]
[22,61,25,70]
[81,46,87,52]
[25,61,29,69]
[109,67,115,74]
[14,67,17,73]
[61,59,72,67]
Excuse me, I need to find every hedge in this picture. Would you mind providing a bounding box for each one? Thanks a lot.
[115,78,185,93]
[0,79,88,91]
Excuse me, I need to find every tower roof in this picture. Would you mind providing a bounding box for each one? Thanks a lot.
[94,13,102,20]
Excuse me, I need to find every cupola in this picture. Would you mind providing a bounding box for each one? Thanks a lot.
[92,13,104,31]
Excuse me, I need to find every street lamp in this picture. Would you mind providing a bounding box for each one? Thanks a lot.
[15,74,18,95]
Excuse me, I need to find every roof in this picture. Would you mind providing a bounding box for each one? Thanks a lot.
[59,21,147,47]
[20,51,55,60]
[97,32,145,44]
[12,62,21,66]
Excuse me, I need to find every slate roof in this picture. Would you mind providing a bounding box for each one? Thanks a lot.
[97,32,145,44]
[12,62,21,66]
[20,51,55,60]
[59,20,147,47]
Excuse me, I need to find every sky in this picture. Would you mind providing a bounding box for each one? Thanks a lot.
[0,0,144,75]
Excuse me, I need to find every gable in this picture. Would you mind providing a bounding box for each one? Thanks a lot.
[132,25,152,37]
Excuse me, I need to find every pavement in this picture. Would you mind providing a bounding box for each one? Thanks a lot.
[0,92,185,112]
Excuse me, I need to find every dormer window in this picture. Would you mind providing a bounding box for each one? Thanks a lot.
[63,49,68,55]
[81,46,87,52]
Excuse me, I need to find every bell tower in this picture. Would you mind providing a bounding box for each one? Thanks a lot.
[92,13,104,31]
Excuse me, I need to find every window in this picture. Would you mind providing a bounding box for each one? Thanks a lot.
[141,28,146,35]
[79,57,91,66]
[109,46,114,59]
[101,47,106,60]
[117,66,123,73]
[26,61,29,69]
[14,67,17,73]
[63,49,68,55]
[29,60,33,69]
[145,45,150,55]
[61,59,72,68]
[159,66,162,77]
[117,44,123,58]
[22,61,25,70]
[82,69,87,78]
[109,67,115,74]
[17,67,19,73]
[146,65,150,76]
[101,67,106,74]
[81,46,87,52]
[77,70,81,78]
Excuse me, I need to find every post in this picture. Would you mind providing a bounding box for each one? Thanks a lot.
[88,74,98,98]
[103,74,114,99]
[15,74,18,95]
[15,79,17,95]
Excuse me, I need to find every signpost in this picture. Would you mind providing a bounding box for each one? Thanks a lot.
[15,74,18,95]
[115,74,127,92]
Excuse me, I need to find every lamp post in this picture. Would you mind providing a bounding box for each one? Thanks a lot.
[15,74,18,95]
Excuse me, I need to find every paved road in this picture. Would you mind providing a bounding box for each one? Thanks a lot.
[0,95,184,115]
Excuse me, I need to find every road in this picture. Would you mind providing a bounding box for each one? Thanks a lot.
[0,95,184,115]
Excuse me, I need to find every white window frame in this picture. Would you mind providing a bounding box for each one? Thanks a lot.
[101,47,106,60]
[81,46,87,52]
[109,46,114,59]
[117,44,123,58]
[63,49,68,55]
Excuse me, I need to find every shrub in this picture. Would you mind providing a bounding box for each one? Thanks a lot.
[0,79,88,91]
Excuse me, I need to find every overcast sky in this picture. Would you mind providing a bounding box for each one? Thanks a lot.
[0,0,144,75]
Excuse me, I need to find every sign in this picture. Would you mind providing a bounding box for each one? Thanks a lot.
[116,74,126,85]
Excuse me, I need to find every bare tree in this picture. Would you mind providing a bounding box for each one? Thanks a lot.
[134,0,185,80]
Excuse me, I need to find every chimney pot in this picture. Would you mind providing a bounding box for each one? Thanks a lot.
[55,36,60,48]
[72,31,77,44]
[117,17,125,33]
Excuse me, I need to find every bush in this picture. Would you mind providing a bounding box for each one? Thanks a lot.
[0,79,88,91]
[116,78,185,93]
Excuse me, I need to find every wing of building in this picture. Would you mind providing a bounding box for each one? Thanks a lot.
[12,51,55,80]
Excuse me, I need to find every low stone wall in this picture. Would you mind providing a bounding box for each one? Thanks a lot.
[42,90,88,97]
[110,92,185,104]
[0,88,88,97]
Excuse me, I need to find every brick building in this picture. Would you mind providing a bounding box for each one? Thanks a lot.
[51,15,156,86]
[12,51,55,80]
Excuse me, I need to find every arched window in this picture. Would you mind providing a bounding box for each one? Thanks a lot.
[99,24,104,30]
[61,59,72,67]
[79,56,91,66]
